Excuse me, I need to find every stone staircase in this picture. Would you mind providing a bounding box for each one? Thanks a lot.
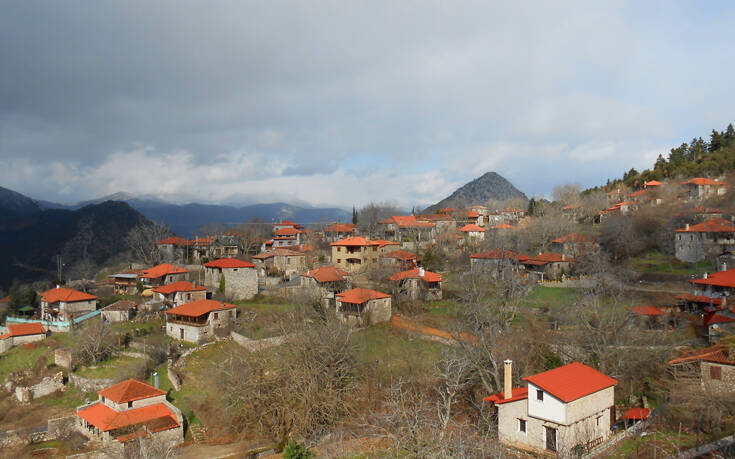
[189,424,209,444]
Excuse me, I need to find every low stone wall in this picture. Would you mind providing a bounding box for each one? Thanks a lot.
[230,330,288,352]
[0,415,76,449]
[539,277,595,288]
[167,359,182,391]
[15,373,65,402]
[55,348,73,369]
[69,374,118,393]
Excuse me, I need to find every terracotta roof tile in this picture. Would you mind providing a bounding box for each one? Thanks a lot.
[151,281,206,295]
[631,306,665,316]
[204,258,255,269]
[552,233,596,244]
[522,252,567,265]
[685,177,725,186]
[336,288,391,304]
[622,408,650,420]
[6,323,46,337]
[302,266,350,283]
[330,237,379,247]
[165,299,236,318]
[668,344,735,365]
[470,249,528,261]
[98,379,166,403]
[387,268,442,283]
[676,218,735,233]
[483,387,529,405]
[523,362,618,403]
[41,287,97,303]
[689,269,735,288]
[140,264,188,279]
[459,224,485,233]
[76,401,178,433]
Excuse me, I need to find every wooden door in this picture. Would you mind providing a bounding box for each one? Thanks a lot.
[545,426,557,452]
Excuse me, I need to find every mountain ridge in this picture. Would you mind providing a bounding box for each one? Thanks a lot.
[424,172,528,212]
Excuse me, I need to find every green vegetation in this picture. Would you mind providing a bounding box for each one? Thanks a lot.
[283,439,314,459]
[612,430,701,457]
[628,250,714,275]
[75,355,143,379]
[521,286,580,310]
[0,342,49,382]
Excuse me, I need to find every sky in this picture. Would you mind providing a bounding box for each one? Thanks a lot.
[1,1,734,209]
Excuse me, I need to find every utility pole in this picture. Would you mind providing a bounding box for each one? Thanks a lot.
[56,254,62,284]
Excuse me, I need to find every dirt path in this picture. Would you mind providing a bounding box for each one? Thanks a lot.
[390,315,477,345]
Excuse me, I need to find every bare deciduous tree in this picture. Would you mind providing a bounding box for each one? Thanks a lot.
[125,222,171,265]
[74,319,118,366]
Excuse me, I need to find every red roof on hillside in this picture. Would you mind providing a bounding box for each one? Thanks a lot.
[632,306,665,316]
[391,215,435,229]
[275,227,301,236]
[552,233,596,244]
[685,177,725,186]
[6,323,46,337]
[324,223,356,233]
[470,249,528,261]
[676,218,735,233]
[331,237,379,247]
[372,239,400,248]
[523,252,567,265]
[629,189,648,198]
[204,258,255,269]
[690,268,735,288]
[668,344,735,365]
[98,379,166,403]
[384,250,419,261]
[622,408,650,420]
[388,268,442,283]
[155,236,192,246]
[152,281,206,295]
[644,180,663,187]
[439,207,456,213]
[459,224,485,233]
[140,264,188,279]
[489,223,516,230]
[41,287,97,303]
[165,299,236,318]
[77,401,178,433]
[302,266,350,283]
[703,312,735,327]
[523,362,618,403]
[483,387,529,405]
[336,288,391,304]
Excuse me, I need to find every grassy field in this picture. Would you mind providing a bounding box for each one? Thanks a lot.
[610,429,702,457]
[0,342,50,382]
[629,251,714,275]
[74,355,145,379]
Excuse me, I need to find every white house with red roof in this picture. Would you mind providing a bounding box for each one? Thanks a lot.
[40,286,98,322]
[485,361,617,455]
[387,267,442,301]
[152,281,207,308]
[675,218,735,263]
[0,322,47,353]
[165,299,237,343]
[76,378,183,449]
[458,223,485,242]
[335,288,391,326]
[203,258,258,300]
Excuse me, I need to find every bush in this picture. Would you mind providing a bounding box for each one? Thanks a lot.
[282,440,314,459]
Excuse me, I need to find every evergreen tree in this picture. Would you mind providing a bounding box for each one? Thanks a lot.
[527,197,537,216]
[352,205,358,225]
[283,440,314,459]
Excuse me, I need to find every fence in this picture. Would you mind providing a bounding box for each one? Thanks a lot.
[6,310,100,331]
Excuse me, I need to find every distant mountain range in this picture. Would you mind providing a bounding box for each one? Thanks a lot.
[424,172,528,212]
[33,191,353,236]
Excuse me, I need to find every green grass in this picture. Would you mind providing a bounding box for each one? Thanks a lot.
[34,385,91,409]
[112,319,163,336]
[611,430,700,457]
[0,342,50,382]
[425,299,461,318]
[521,286,581,310]
[629,250,714,275]
[74,355,144,379]
[353,324,445,381]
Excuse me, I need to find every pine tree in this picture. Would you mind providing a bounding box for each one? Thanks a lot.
[352,205,358,225]
[527,197,537,216]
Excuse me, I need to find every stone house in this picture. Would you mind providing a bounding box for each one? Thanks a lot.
[381,250,420,270]
[702,312,735,341]
[331,237,381,272]
[470,249,529,279]
[101,300,137,324]
[152,281,207,308]
[387,267,442,301]
[273,227,303,248]
[323,223,358,242]
[273,248,306,276]
[209,235,240,259]
[165,299,237,344]
[485,361,617,456]
[521,252,572,282]
[676,206,725,222]
[669,344,735,395]
[334,288,392,327]
[155,236,193,262]
[139,264,189,287]
[459,223,486,242]
[499,208,527,224]
[552,233,599,258]
[684,177,727,200]
[40,287,97,322]
[203,258,258,300]
[378,216,435,242]
[0,323,47,353]
[675,218,735,263]
[108,269,142,295]
[687,268,735,302]
[417,213,455,234]
[76,379,183,449]
[301,266,351,293]
[273,219,304,232]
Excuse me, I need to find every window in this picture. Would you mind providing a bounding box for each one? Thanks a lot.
[101,396,105,403]
[536,389,544,401]
[287,258,291,264]
[710,365,722,380]
[233,268,238,272]
[128,401,133,408]
[596,415,602,426]
[337,247,342,252]
[519,419,526,433]
[214,312,219,319]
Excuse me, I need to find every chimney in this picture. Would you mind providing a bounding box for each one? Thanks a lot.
[153,371,159,389]
[418,267,425,277]
[704,272,708,279]
[504,359,513,400]
[56,285,60,289]
[723,262,728,272]
[685,223,690,231]
[561,254,565,261]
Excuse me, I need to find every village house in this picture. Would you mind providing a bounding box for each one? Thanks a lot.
[552,233,599,258]
[702,312,735,342]
[388,267,442,301]
[155,236,192,262]
[499,207,527,224]
[40,286,97,322]
[108,268,142,295]
[331,237,381,272]
[273,226,302,248]
[152,281,207,308]
[676,206,726,222]
[562,204,582,221]
[334,288,392,327]
[644,179,664,189]
[165,299,237,344]
[521,252,572,282]
[209,235,239,259]
[0,322,47,353]
[381,250,420,270]
[485,360,617,456]
[418,213,455,233]
[101,300,137,324]
[470,249,529,279]
[273,219,304,232]
[76,379,183,449]
[458,223,486,243]
[139,263,189,287]
[686,268,735,306]
[378,215,435,242]
[669,344,735,395]
[631,306,671,330]
[301,266,351,299]
[323,223,358,242]
[272,247,307,276]
[674,218,735,263]
[203,258,258,300]
[684,177,728,200]
[453,210,482,228]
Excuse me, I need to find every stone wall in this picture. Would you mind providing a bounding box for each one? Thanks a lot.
[230,330,288,352]
[69,374,118,393]
[15,373,65,402]
[55,348,73,369]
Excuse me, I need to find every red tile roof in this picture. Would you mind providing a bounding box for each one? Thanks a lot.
[387,268,442,283]
[275,227,301,236]
[689,269,735,288]
[274,248,305,257]
[384,250,419,261]
[466,210,480,218]
[140,264,188,279]
[622,408,650,420]
[302,266,350,283]
[629,189,648,198]
[98,379,167,403]
[41,287,97,303]
[553,233,596,244]
[6,323,46,337]
[391,215,435,229]
[152,281,206,295]
[668,344,735,365]
[165,299,236,318]
[459,224,485,233]
[331,237,379,247]
[470,249,528,261]
[488,223,516,230]
[522,252,567,265]
[676,218,735,233]
[685,177,725,186]
[336,288,391,304]
[631,306,665,316]
[372,239,400,248]
[76,401,178,433]
[703,312,735,327]
[523,362,617,403]
[155,236,192,246]
[204,258,255,269]
[439,207,456,213]
[483,387,529,405]
[644,180,663,187]
[676,206,724,216]
[324,223,356,233]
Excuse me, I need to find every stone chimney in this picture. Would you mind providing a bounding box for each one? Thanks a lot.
[704,272,708,279]
[561,254,565,261]
[504,359,513,400]
[685,223,690,231]
[418,267,425,277]
[56,285,60,289]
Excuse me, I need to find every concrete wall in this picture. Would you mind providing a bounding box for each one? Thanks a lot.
[527,382,567,424]
[101,309,132,323]
[167,322,208,344]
